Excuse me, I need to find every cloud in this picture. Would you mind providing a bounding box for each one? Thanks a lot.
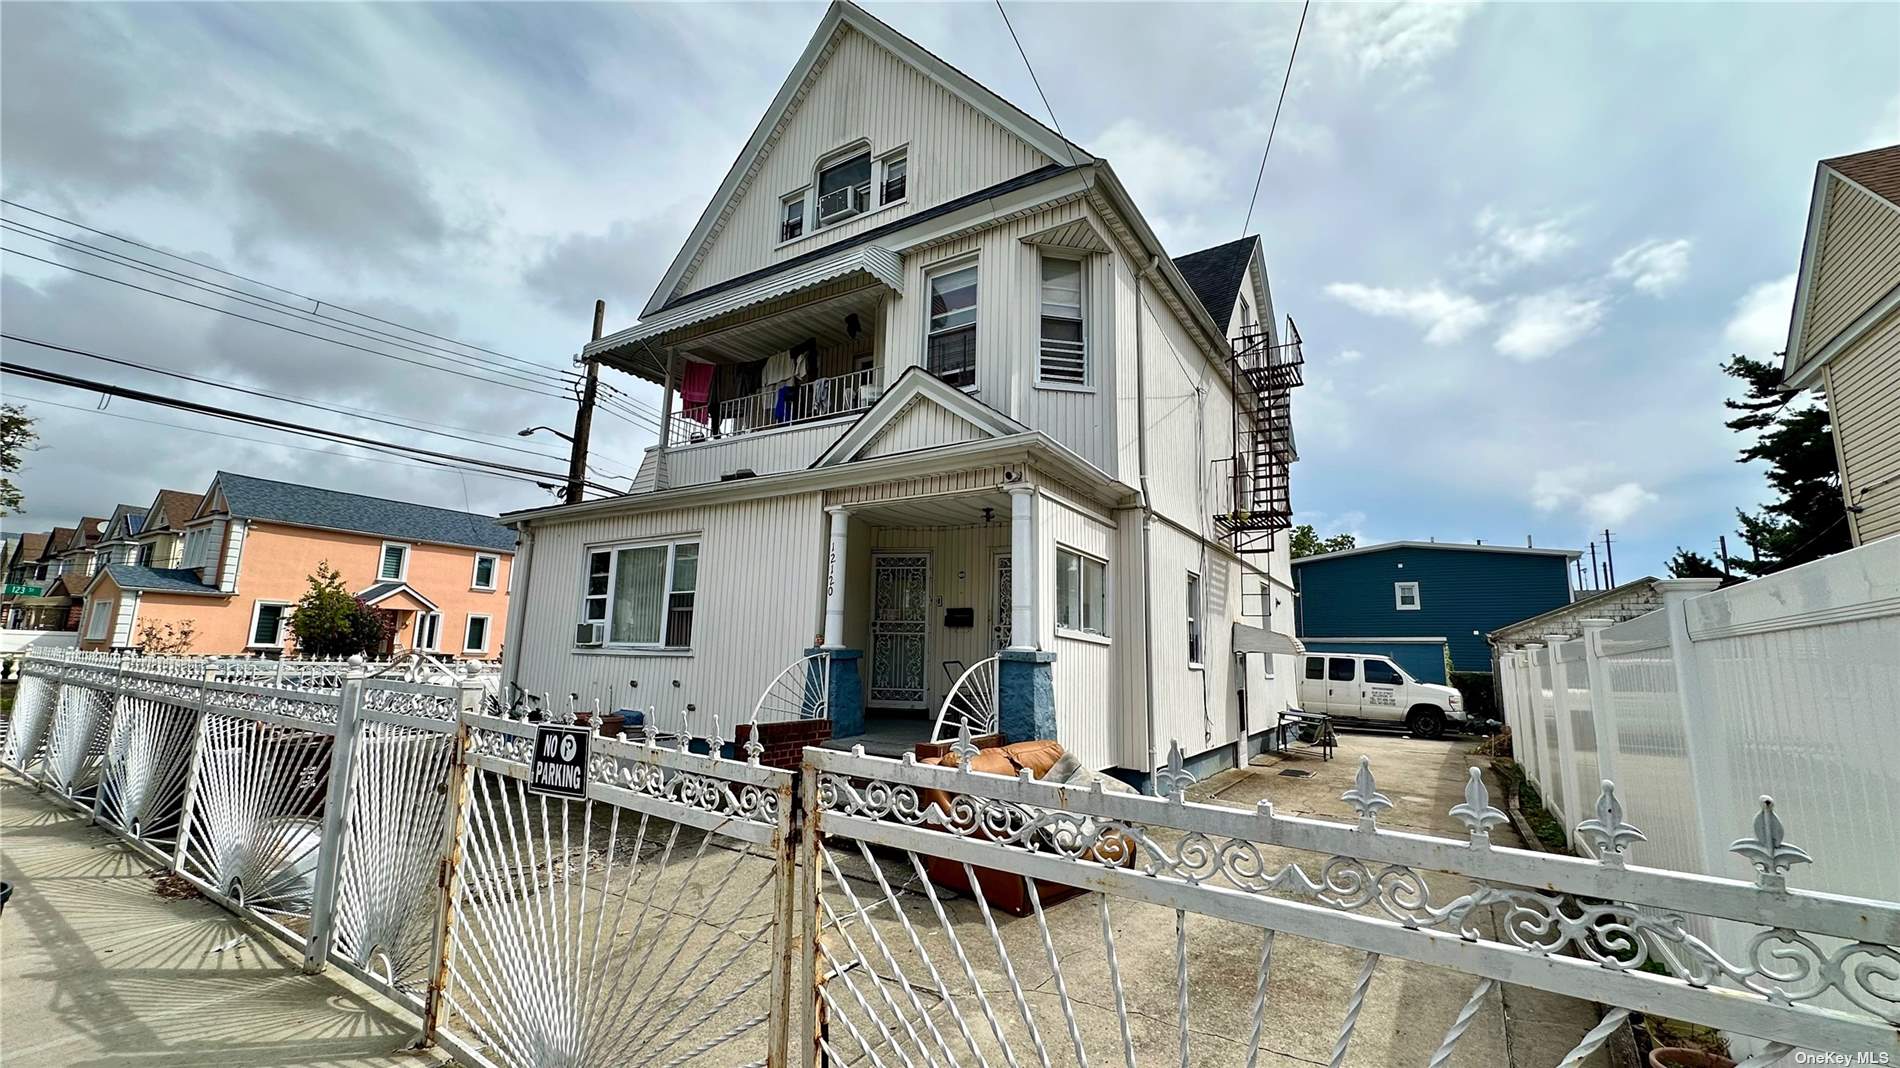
[1091,118,1219,208]
[1336,349,1365,364]
[1314,2,1480,82]
[1495,289,1607,360]
[1464,208,1577,281]
[1531,467,1659,526]
[1324,282,1489,344]
[524,214,685,317]
[1723,274,1797,357]
[1610,238,1693,295]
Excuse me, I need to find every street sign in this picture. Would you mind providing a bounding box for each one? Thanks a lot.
[3,584,45,597]
[528,724,591,799]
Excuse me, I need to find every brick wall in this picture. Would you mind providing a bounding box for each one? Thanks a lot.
[734,719,833,770]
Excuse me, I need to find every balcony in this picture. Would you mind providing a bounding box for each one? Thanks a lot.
[665,366,879,446]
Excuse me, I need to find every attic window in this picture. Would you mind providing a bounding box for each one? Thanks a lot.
[816,150,872,226]
[880,150,907,204]
[780,191,805,242]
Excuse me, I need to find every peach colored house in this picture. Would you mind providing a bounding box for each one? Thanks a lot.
[79,471,516,658]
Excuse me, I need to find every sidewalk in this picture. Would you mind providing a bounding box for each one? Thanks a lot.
[0,775,451,1068]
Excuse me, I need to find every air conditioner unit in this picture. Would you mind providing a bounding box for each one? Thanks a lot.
[575,621,603,647]
[816,185,861,224]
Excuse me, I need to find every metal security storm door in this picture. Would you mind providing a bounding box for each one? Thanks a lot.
[869,552,929,706]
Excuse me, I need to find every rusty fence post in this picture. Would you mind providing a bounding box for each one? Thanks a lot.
[417,716,473,1048]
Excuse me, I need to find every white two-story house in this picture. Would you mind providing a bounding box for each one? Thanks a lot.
[501,0,1305,783]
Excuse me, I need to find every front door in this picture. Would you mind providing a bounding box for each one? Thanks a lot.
[869,552,929,708]
[992,553,1012,650]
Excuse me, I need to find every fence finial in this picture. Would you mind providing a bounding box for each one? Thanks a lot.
[1729,795,1811,890]
[1342,756,1392,829]
[1576,780,1645,864]
[1449,767,1507,844]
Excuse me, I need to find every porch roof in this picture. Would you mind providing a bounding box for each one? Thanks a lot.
[586,244,904,384]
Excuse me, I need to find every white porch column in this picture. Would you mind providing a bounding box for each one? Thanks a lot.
[1007,484,1038,651]
[823,506,850,648]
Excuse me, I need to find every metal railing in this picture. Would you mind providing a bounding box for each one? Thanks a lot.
[5,648,1896,1066]
[668,366,878,446]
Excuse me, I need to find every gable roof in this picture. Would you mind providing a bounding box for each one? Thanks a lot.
[1782,143,1900,388]
[8,531,49,568]
[1290,540,1583,567]
[1173,236,1258,332]
[1825,144,1900,208]
[141,489,205,534]
[42,526,77,558]
[56,519,106,554]
[206,471,517,553]
[90,564,224,597]
[357,581,439,612]
[641,0,1093,318]
[810,366,1030,467]
[101,503,148,542]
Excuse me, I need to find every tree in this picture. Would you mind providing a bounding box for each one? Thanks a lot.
[135,618,198,655]
[1290,524,1357,559]
[287,561,396,657]
[1,404,36,516]
[1665,547,1723,580]
[1720,355,1850,576]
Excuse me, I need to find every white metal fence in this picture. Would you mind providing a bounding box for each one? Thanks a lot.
[6,640,1898,1066]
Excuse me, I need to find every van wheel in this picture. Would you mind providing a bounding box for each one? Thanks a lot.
[1408,707,1446,740]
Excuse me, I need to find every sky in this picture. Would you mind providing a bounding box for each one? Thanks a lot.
[1,1,1895,583]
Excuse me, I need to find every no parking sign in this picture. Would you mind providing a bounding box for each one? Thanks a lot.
[528,724,590,799]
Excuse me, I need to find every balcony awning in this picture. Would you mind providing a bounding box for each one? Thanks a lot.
[1233,622,1304,657]
[585,245,904,383]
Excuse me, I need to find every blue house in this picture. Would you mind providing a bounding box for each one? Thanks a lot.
[1292,541,1579,682]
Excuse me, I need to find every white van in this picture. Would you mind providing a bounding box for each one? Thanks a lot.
[1297,653,1465,739]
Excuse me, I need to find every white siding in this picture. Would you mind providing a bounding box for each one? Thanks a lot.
[662,418,852,488]
[1039,488,1118,770]
[1825,306,1900,543]
[682,24,1052,296]
[111,592,140,649]
[1803,177,1900,353]
[218,519,246,594]
[509,492,826,739]
[860,400,985,458]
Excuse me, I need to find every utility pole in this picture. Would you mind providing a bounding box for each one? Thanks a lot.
[1718,535,1732,579]
[1588,540,1600,590]
[565,299,604,504]
[1602,528,1616,587]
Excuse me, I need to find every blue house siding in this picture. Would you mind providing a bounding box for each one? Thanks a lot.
[1294,544,1574,672]
[1301,639,1450,684]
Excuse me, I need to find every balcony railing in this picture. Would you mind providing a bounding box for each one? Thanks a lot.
[668,367,879,446]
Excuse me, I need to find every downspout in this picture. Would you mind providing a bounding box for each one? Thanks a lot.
[501,522,535,704]
[1135,255,1165,775]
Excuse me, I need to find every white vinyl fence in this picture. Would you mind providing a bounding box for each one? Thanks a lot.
[6,640,1899,1066]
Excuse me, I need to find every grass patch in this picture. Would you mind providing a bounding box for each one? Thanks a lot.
[1491,757,1569,852]
[1,679,15,716]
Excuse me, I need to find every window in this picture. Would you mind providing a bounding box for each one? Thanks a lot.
[1037,255,1087,385]
[1305,656,1325,680]
[1328,657,1357,683]
[249,601,290,648]
[415,611,443,651]
[1394,581,1420,611]
[472,553,499,591]
[1186,572,1202,664]
[880,150,907,204]
[816,149,872,224]
[780,191,805,242]
[85,599,114,641]
[182,527,211,570]
[1364,659,1403,685]
[581,539,700,649]
[464,614,491,654]
[926,262,978,388]
[1236,293,1255,336]
[1054,548,1107,636]
[137,542,155,566]
[380,542,410,582]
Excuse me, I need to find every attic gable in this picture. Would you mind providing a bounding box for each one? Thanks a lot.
[647,1,1090,312]
[1783,167,1900,386]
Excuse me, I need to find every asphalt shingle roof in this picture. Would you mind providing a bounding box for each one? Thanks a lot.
[101,564,224,596]
[214,471,517,553]
[1826,144,1900,208]
[146,489,205,533]
[1172,236,1257,333]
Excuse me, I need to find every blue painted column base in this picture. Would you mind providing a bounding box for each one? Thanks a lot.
[809,647,864,738]
[998,649,1057,743]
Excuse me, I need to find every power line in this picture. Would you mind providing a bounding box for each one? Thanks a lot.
[0,332,635,479]
[1,217,582,389]
[9,390,535,486]
[1241,0,1310,237]
[2,361,623,494]
[1,196,572,381]
[995,1,1079,168]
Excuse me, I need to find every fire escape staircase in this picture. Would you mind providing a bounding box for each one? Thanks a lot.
[1215,316,1304,554]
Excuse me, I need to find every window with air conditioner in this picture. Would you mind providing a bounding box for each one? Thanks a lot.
[926,262,978,388]
[816,150,871,225]
[1037,255,1087,386]
[579,538,700,649]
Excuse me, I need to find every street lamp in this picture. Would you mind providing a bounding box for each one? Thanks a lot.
[518,425,574,443]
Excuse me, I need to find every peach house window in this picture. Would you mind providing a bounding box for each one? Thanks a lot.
[379,542,410,582]
[472,554,498,591]
[464,614,490,654]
